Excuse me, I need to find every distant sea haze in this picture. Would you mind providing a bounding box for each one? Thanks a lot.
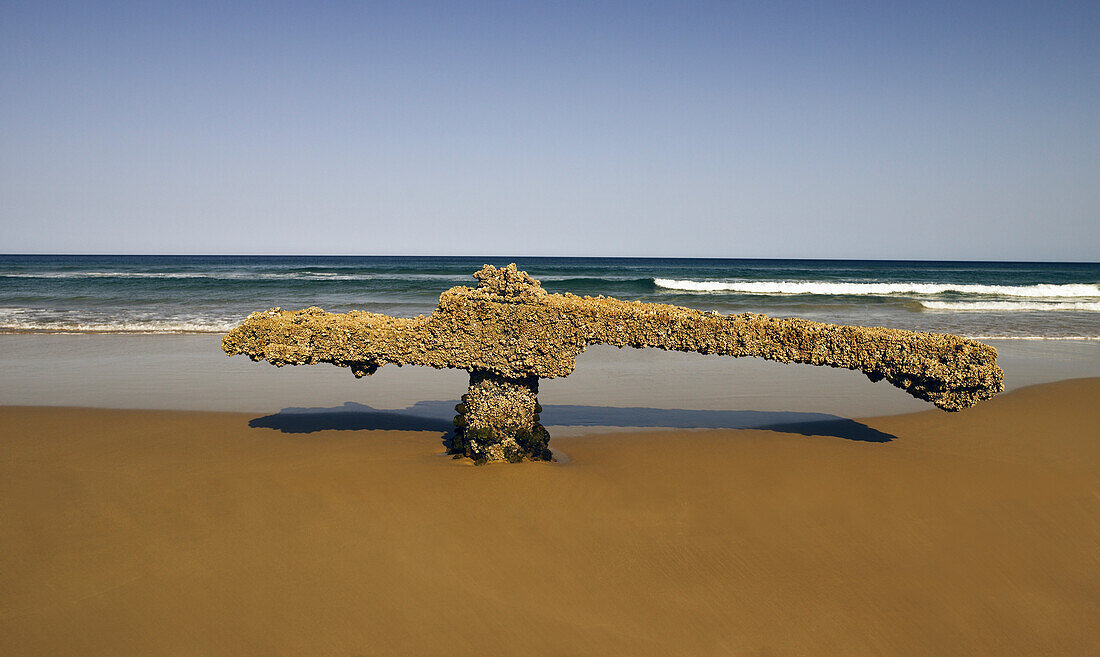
[1,256,1098,339]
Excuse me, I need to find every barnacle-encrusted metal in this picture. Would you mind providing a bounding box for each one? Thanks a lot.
[224,264,1005,463]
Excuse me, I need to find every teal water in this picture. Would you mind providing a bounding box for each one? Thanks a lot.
[1,255,1098,338]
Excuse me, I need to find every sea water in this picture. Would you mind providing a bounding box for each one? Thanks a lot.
[1,255,1098,339]
[1,255,1097,415]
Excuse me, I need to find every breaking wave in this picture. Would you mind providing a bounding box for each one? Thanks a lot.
[920,300,1100,312]
[653,279,1100,298]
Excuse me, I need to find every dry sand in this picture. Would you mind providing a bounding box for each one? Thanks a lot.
[2,379,1098,656]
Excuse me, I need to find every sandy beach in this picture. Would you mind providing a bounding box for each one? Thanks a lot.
[2,378,1097,656]
[5,0,1098,651]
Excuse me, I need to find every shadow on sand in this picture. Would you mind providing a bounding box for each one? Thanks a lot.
[249,400,896,443]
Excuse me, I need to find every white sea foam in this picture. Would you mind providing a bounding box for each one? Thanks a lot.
[0,309,240,333]
[3,271,269,280]
[921,300,1100,312]
[653,278,1100,298]
[963,335,1100,341]
[0,271,464,282]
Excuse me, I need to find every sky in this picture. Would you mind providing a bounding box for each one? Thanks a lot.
[1,1,1097,260]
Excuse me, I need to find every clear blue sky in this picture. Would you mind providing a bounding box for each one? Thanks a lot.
[1,1,1097,260]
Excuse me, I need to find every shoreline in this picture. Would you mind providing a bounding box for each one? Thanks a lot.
[2,378,1097,655]
[1,334,1098,419]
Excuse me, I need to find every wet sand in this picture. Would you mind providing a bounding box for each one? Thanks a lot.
[2,379,1098,656]
[1,334,1098,416]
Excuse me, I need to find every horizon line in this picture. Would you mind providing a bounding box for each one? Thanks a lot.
[1,253,1098,265]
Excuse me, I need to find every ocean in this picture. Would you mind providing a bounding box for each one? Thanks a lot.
[2,255,1098,339]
